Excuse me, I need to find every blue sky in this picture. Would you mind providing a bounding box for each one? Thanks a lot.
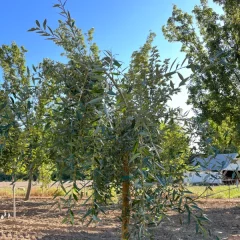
[0,0,222,112]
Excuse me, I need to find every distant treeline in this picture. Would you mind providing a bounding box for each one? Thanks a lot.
[0,171,73,182]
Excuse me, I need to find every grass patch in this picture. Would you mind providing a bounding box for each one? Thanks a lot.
[187,185,240,199]
[2,184,237,200]
[0,186,65,198]
[0,185,95,199]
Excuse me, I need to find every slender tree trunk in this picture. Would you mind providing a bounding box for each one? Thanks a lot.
[121,153,130,240]
[12,175,16,218]
[25,168,33,201]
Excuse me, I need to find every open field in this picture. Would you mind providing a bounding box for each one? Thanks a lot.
[0,181,91,198]
[0,198,239,240]
[1,181,240,199]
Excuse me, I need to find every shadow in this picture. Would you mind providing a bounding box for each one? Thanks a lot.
[149,202,240,240]
[40,228,119,240]
[0,199,62,219]
[0,198,239,239]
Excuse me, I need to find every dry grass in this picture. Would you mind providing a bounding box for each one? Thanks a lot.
[1,184,239,200]
[0,186,65,198]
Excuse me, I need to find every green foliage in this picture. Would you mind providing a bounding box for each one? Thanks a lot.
[159,122,191,179]
[163,0,240,131]
[0,0,210,238]
[38,163,54,188]
[203,118,240,153]
[0,42,55,199]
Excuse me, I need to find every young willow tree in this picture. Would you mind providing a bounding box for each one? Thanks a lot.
[27,1,208,239]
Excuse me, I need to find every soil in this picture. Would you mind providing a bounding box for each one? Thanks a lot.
[0,198,239,240]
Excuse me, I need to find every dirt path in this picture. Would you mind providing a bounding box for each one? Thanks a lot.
[0,198,239,239]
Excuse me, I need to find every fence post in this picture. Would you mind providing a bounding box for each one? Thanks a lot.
[228,184,230,201]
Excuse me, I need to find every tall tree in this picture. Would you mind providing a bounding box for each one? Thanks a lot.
[163,0,240,131]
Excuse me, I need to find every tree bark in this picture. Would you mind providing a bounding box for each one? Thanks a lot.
[121,153,130,240]
[25,168,33,201]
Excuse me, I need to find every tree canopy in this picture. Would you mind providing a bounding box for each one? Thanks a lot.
[0,0,220,239]
[163,0,240,126]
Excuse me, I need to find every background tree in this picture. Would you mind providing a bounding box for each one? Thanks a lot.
[0,43,53,200]
[163,0,240,145]
[190,116,240,155]
[159,122,191,179]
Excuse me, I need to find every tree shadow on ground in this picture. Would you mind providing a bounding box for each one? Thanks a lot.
[0,198,239,239]
[40,228,119,240]
[150,204,240,240]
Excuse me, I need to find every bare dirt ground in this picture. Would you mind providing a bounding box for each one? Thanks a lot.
[0,181,91,189]
[0,198,239,240]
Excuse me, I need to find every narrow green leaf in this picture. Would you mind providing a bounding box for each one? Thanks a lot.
[62,217,68,224]
[32,65,37,72]
[178,77,189,87]
[67,11,71,19]
[86,97,102,105]
[177,72,184,81]
[70,210,74,216]
[185,204,191,224]
[73,193,78,201]
[43,19,47,30]
[170,58,178,71]
[164,71,176,78]
[44,122,51,131]
[46,38,57,41]
[113,59,121,68]
[107,90,116,95]
[112,72,120,76]
[183,190,193,194]
[132,141,139,153]
[196,223,199,233]
[28,27,37,32]
[10,97,14,104]
[27,101,31,109]
[47,26,54,35]
[41,33,50,37]
[181,56,188,67]
[36,20,40,27]
[191,205,202,211]
[83,209,92,219]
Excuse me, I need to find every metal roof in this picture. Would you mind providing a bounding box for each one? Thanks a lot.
[193,153,238,171]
